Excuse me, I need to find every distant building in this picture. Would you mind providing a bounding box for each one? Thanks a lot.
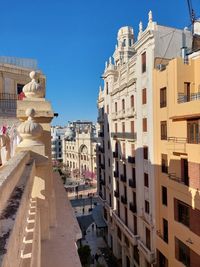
[51,126,67,161]
[63,121,97,179]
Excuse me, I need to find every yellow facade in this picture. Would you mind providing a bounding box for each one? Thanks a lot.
[154,55,200,266]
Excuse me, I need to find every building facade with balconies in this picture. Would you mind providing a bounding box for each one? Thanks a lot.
[97,11,192,267]
[62,121,97,179]
[153,53,200,267]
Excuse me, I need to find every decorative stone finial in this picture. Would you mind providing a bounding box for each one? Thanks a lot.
[139,21,143,33]
[17,108,43,147]
[138,21,143,40]
[23,71,44,98]
[105,61,108,69]
[148,10,153,23]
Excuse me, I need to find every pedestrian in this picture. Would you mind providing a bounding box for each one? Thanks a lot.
[91,254,95,264]
[91,223,94,231]
[95,253,99,262]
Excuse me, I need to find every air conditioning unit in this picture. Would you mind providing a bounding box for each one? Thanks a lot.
[157,64,166,71]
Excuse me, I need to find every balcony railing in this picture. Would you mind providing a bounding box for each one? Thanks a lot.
[121,195,127,205]
[168,173,189,186]
[129,178,136,188]
[120,174,127,183]
[0,93,19,110]
[98,132,104,138]
[137,240,155,264]
[128,156,135,164]
[113,151,118,158]
[114,170,119,178]
[129,202,137,213]
[111,132,137,140]
[114,190,119,198]
[177,92,200,103]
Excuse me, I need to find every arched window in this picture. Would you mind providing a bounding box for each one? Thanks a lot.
[122,99,125,110]
[130,95,134,107]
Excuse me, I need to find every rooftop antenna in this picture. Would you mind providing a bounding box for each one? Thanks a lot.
[187,0,195,33]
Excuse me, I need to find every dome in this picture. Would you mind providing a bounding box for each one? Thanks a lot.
[64,127,74,141]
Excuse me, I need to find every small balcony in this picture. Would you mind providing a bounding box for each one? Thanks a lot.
[128,156,135,164]
[100,163,105,170]
[113,151,118,158]
[111,132,137,141]
[168,173,189,186]
[137,240,156,264]
[99,132,104,138]
[114,190,119,198]
[97,115,104,123]
[177,92,200,103]
[129,202,137,213]
[128,179,136,188]
[121,195,127,205]
[114,170,119,178]
[120,174,127,183]
[126,107,136,118]
[111,112,118,120]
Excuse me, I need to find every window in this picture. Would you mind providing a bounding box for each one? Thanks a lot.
[143,118,147,132]
[129,39,132,47]
[133,245,140,265]
[184,82,191,102]
[163,219,168,243]
[106,82,109,94]
[157,250,168,267]
[130,95,134,107]
[143,146,148,160]
[122,122,125,133]
[130,121,134,133]
[117,226,121,240]
[17,83,25,95]
[161,121,167,140]
[142,52,146,73]
[145,200,150,214]
[122,142,126,157]
[145,227,151,250]
[115,123,118,133]
[175,238,190,267]
[115,102,118,112]
[122,99,125,110]
[108,141,110,150]
[142,88,147,104]
[133,215,137,235]
[162,186,167,206]
[144,173,149,187]
[161,154,168,173]
[107,123,109,132]
[107,104,109,114]
[117,200,120,218]
[125,206,128,226]
[131,144,135,157]
[177,200,190,227]
[160,87,167,108]
[187,120,200,144]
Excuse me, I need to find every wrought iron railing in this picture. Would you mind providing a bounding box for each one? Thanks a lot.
[177,92,200,103]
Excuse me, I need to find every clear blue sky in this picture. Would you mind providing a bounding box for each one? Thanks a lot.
[1,0,198,125]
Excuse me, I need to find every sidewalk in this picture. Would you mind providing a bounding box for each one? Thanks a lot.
[82,223,108,267]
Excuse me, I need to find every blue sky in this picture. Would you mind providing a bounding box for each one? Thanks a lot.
[0,0,198,125]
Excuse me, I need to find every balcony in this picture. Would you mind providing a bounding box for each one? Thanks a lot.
[126,107,136,118]
[100,163,105,170]
[120,174,127,183]
[99,132,104,138]
[137,240,156,264]
[129,202,137,213]
[113,151,118,158]
[177,92,200,103]
[121,195,127,205]
[111,132,137,141]
[168,173,189,186]
[167,137,187,154]
[112,211,140,246]
[114,170,119,178]
[128,156,135,164]
[129,179,136,188]
[97,115,104,123]
[111,111,118,120]
[114,190,120,198]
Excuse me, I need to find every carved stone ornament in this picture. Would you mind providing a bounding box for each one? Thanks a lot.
[17,108,43,147]
[23,71,44,98]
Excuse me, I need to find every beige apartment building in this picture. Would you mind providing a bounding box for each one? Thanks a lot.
[62,121,97,178]
[154,54,200,266]
[97,11,193,267]
[0,56,45,126]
